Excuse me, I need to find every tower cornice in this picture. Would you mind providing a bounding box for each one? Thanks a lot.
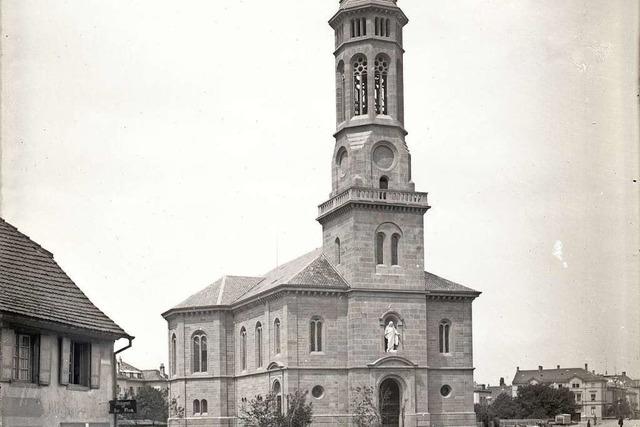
[330,1,409,28]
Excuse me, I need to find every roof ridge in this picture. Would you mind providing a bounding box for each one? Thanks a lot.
[315,252,350,287]
[0,218,53,257]
[286,248,323,284]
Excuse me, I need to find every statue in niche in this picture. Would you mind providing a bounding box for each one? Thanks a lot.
[384,320,400,352]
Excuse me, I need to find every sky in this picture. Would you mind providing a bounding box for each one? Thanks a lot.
[1,0,638,385]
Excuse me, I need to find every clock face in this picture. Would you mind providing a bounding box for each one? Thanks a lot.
[373,145,394,170]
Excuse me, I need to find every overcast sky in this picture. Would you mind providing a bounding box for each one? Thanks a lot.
[1,0,638,385]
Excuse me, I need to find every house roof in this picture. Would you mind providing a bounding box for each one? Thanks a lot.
[0,218,129,338]
[142,369,168,382]
[424,271,480,295]
[118,359,142,374]
[168,248,348,313]
[512,368,606,385]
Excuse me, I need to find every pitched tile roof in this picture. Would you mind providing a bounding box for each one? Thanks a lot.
[141,369,168,382]
[512,368,606,385]
[168,248,349,312]
[424,271,479,294]
[0,218,129,338]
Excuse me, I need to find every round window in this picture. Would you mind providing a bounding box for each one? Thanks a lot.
[311,385,325,399]
[440,384,452,397]
[373,145,395,170]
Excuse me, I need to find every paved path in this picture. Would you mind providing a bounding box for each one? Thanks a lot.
[577,420,640,427]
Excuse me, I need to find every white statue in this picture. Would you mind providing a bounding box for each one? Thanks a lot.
[385,321,400,352]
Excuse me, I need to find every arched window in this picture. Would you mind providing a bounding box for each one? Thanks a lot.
[240,327,247,371]
[310,317,323,352]
[335,237,341,265]
[170,333,177,376]
[193,399,200,415]
[192,331,207,373]
[374,55,389,115]
[353,55,368,116]
[201,399,208,414]
[391,233,400,265]
[336,61,345,122]
[255,322,263,368]
[274,318,281,355]
[376,232,385,265]
[273,380,283,414]
[379,176,389,190]
[439,320,451,353]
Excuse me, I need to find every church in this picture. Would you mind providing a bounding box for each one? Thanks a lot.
[163,0,481,425]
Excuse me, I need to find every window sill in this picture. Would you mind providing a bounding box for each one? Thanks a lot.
[8,381,39,388]
[310,351,325,356]
[67,384,90,391]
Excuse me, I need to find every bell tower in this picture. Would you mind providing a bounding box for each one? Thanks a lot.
[318,0,430,290]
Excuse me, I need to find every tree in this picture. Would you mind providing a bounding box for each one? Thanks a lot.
[239,390,313,427]
[282,389,313,427]
[490,393,524,420]
[239,393,282,427]
[351,386,383,427]
[121,386,168,422]
[516,384,577,419]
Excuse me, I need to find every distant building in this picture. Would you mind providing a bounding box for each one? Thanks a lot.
[512,364,608,419]
[0,217,132,426]
[601,371,639,417]
[474,377,515,405]
[116,358,168,398]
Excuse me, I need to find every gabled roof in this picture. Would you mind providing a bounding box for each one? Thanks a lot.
[424,271,480,295]
[118,359,142,373]
[512,368,606,385]
[167,248,349,313]
[142,369,167,382]
[0,218,129,338]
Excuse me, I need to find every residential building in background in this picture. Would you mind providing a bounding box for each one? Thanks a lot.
[0,217,132,426]
[116,358,168,398]
[163,0,481,425]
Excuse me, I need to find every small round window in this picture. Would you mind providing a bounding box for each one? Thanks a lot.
[311,385,325,399]
[440,384,452,397]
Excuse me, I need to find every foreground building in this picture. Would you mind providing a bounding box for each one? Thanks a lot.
[163,0,481,425]
[0,217,132,426]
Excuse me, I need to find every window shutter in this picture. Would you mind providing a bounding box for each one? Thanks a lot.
[90,342,101,389]
[39,334,53,385]
[1,328,15,381]
[59,337,70,385]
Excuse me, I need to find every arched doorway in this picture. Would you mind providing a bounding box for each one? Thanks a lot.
[379,378,401,427]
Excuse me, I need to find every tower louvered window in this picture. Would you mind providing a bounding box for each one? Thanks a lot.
[375,55,389,115]
[353,55,368,116]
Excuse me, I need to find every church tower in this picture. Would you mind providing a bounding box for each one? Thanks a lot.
[319,0,430,291]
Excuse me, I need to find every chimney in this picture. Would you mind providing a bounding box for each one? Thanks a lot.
[500,377,505,386]
[585,363,588,371]
[516,366,520,372]
[557,365,560,369]
[160,363,166,377]
[539,366,543,371]
[622,371,626,376]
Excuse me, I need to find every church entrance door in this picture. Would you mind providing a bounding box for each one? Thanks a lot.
[380,378,401,427]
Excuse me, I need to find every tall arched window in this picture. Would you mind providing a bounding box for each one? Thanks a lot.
[376,232,385,265]
[439,320,451,353]
[240,327,247,371]
[192,331,207,373]
[375,55,389,114]
[335,237,341,265]
[201,399,208,414]
[170,333,177,376]
[273,380,283,414]
[274,318,281,355]
[336,61,345,122]
[353,55,368,116]
[391,233,400,265]
[255,322,263,368]
[310,317,323,352]
[193,399,200,415]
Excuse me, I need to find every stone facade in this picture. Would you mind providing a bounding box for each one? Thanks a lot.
[163,1,480,426]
